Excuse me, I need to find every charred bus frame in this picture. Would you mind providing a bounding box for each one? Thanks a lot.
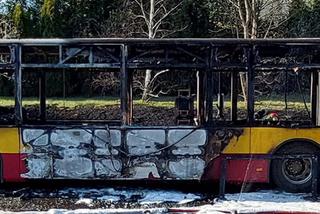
[0,38,320,193]
[1,38,318,126]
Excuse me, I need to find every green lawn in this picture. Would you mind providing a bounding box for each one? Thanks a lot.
[0,96,174,108]
[0,95,310,110]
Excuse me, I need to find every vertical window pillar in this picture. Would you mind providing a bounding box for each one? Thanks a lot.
[197,70,205,125]
[39,70,46,122]
[14,44,22,125]
[247,46,255,125]
[311,70,319,126]
[128,70,133,125]
[120,44,130,125]
[205,47,214,125]
[231,71,238,122]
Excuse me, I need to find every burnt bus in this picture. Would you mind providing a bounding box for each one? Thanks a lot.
[0,38,319,193]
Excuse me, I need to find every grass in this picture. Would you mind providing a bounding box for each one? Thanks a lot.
[0,95,310,110]
[0,96,176,108]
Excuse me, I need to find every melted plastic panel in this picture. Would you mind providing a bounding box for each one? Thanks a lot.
[22,128,123,179]
[21,127,243,180]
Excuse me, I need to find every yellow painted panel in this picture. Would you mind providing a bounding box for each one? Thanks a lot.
[223,128,251,154]
[222,127,320,155]
[250,128,297,154]
[0,128,20,153]
[296,129,320,142]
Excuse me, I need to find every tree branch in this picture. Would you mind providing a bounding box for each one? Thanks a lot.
[152,1,182,31]
[134,0,150,29]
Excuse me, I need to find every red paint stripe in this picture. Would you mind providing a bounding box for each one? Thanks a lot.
[257,212,320,214]
[202,154,270,183]
[168,208,199,213]
[1,153,25,182]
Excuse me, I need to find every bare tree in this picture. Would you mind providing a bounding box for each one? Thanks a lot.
[134,0,183,100]
[227,0,289,102]
[0,15,16,79]
[0,16,16,39]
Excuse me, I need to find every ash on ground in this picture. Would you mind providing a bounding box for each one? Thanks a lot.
[0,186,210,212]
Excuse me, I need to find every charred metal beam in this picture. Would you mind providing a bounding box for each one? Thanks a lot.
[197,70,205,125]
[205,47,214,124]
[217,72,224,119]
[39,70,46,122]
[4,38,320,45]
[247,46,255,125]
[89,47,93,65]
[128,70,133,125]
[0,64,14,69]
[21,63,121,69]
[14,44,22,124]
[121,45,129,125]
[127,63,207,69]
[59,46,86,64]
[255,64,320,71]
[175,46,206,63]
[231,72,238,122]
[311,70,318,126]
[219,157,227,199]
[96,46,120,63]
[311,155,319,198]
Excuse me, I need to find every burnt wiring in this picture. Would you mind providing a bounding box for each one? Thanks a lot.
[99,125,122,173]
[81,126,199,172]
[23,125,224,176]
[86,127,199,158]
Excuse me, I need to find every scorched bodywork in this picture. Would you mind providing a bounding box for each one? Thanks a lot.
[20,127,240,180]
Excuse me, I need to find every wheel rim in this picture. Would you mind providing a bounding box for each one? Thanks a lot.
[281,158,312,185]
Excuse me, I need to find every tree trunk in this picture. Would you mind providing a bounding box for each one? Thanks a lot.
[240,73,248,103]
[251,0,257,39]
[142,0,155,101]
[142,69,152,100]
[240,24,249,103]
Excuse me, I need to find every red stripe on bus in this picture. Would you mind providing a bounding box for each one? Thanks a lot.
[1,153,25,182]
[202,154,270,183]
[257,212,320,214]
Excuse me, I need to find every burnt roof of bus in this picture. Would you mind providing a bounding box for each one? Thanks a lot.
[1,38,320,45]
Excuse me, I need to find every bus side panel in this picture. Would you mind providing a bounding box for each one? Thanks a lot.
[20,127,247,181]
[250,127,320,154]
[251,127,297,154]
[0,128,24,182]
[202,128,269,183]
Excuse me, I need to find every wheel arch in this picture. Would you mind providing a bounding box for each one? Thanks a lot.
[269,138,320,192]
[271,138,320,155]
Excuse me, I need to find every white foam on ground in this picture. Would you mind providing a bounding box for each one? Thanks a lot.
[75,198,93,207]
[1,189,319,213]
[198,190,320,213]
[59,188,201,204]
[0,208,167,214]
[139,191,201,204]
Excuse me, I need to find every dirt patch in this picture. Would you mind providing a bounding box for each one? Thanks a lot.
[0,105,311,126]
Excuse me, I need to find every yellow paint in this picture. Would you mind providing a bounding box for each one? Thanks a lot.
[0,128,20,153]
[223,128,251,154]
[0,126,320,156]
[250,127,297,154]
[223,127,320,155]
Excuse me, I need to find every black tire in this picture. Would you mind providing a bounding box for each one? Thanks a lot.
[271,142,320,193]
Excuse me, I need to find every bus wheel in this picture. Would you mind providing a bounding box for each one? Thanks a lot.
[271,142,319,193]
